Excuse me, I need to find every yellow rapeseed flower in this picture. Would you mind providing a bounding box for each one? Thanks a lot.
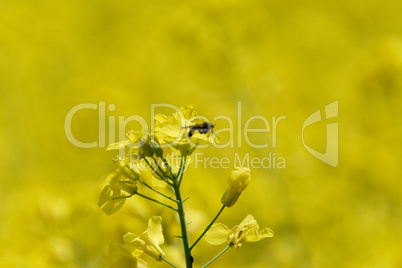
[204,215,274,249]
[98,170,138,215]
[123,216,166,261]
[154,105,214,156]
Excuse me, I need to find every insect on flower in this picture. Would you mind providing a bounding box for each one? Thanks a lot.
[182,122,215,137]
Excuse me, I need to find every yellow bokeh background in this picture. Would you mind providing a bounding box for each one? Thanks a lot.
[1,0,402,267]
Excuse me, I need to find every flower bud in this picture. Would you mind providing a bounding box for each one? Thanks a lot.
[174,141,197,156]
[150,139,164,158]
[221,168,251,207]
[138,138,154,157]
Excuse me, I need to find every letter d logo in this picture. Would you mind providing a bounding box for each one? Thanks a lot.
[302,101,338,167]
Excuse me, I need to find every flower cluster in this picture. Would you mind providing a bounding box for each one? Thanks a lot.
[99,105,274,268]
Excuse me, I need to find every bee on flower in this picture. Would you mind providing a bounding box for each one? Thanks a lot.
[154,105,217,156]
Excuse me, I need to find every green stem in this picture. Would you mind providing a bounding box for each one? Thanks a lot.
[190,204,225,250]
[178,156,186,186]
[149,156,176,193]
[161,257,178,268]
[201,244,232,268]
[111,194,133,200]
[174,186,193,267]
[138,178,178,203]
[152,156,173,181]
[172,157,193,268]
[136,192,178,212]
[161,156,175,179]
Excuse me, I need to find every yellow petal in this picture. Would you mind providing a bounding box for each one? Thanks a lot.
[122,242,143,256]
[238,214,258,228]
[129,238,146,249]
[146,216,164,245]
[98,186,126,215]
[106,170,120,185]
[118,181,137,194]
[106,140,131,151]
[123,234,147,253]
[137,258,149,268]
[228,168,251,191]
[107,243,139,268]
[154,114,182,143]
[244,227,274,242]
[204,223,231,245]
[259,227,274,237]
[180,105,197,119]
[123,232,139,243]
[126,130,143,143]
[98,186,111,207]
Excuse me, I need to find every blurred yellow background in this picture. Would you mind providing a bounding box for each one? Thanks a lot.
[1,0,402,267]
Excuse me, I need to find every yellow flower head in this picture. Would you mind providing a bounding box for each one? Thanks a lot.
[221,167,251,207]
[154,105,215,156]
[106,105,216,157]
[204,215,274,249]
[123,216,166,261]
